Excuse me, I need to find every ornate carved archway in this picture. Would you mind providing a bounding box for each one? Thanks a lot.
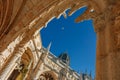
[0,0,120,80]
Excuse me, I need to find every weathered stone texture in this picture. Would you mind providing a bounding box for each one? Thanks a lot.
[0,0,120,80]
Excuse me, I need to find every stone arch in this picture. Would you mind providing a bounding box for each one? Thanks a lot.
[39,71,58,80]
[0,1,120,80]
[0,0,102,53]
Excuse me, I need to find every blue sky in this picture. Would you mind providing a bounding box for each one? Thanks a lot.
[40,7,96,77]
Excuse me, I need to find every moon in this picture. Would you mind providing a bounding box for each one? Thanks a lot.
[61,27,64,30]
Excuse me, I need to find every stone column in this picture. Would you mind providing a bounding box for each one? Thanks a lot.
[94,12,110,80]
[107,3,120,80]
[0,47,26,80]
[95,4,120,79]
[96,29,109,80]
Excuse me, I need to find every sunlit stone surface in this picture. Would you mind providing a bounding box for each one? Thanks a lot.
[0,0,120,80]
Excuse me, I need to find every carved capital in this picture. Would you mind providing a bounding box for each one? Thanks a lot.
[110,3,120,50]
[93,13,106,32]
[112,16,120,50]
